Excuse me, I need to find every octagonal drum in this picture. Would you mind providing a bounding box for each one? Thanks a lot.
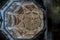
[3,0,47,40]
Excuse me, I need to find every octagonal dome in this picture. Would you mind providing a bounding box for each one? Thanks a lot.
[4,1,44,39]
